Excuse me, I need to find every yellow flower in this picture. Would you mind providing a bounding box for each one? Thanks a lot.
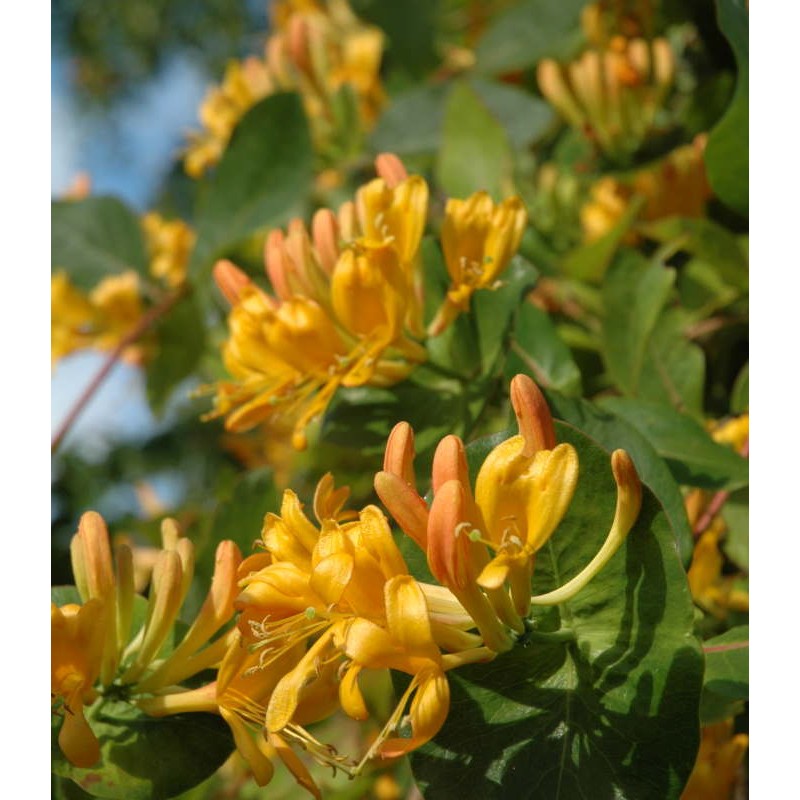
[429,192,528,336]
[51,271,147,366]
[53,512,243,767]
[205,156,429,450]
[142,212,195,288]
[580,135,713,243]
[681,719,748,800]
[376,374,643,649]
[184,0,385,177]
[51,600,106,767]
[538,36,675,162]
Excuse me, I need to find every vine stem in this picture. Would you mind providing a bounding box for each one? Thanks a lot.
[51,285,188,454]
[693,438,749,537]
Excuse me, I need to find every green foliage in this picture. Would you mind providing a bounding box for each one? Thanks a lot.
[407,423,703,799]
[146,292,206,412]
[699,625,748,725]
[598,397,748,490]
[189,93,313,298]
[705,0,749,216]
[52,197,149,289]
[437,81,513,200]
[474,0,586,75]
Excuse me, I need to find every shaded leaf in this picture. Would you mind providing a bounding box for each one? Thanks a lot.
[543,391,694,564]
[474,0,586,75]
[598,397,748,490]
[639,217,748,292]
[146,292,206,413]
[52,701,233,800]
[436,80,513,200]
[189,94,313,294]
[52,196,149,289]
[408,422,702,799]
[506,301,582,395]
[705,0,749,216]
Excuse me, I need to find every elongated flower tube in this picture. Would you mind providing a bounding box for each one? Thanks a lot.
[538,36,675,162]
[52,511,242,769]
[377,374,643,649]
[429,192,528,336]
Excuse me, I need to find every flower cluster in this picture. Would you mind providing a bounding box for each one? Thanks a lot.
[205,154,527,449]
[184,0,385,178]
[53,376,643,797]
[51,212,194,366]
[580,134,712,242]
[51,512,242,767]
[537,33,674,162]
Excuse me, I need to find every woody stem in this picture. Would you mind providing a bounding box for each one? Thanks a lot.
[51,285,188,454]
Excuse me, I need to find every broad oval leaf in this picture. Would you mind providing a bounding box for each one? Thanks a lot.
[189,93,313,297]
[407,422,703,799]
[598,397,749,491]
[52,196,149,289]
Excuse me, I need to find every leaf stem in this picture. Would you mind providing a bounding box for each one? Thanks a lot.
[51,285,188,454]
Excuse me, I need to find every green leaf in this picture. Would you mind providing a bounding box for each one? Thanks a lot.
[506,302,582,395]
[703,625,748,700]
[146,292,207,413]
[208,467,280,558]
[469,78,555,149]
[471,256,540,377]
[52,197,148,289]
[189,94,313,292]
[408,422,703,799]
[474,0,586,75]
[601,251,675,395]
[638,309,706,415]
[638,217,748,292]
[351,0,440,78]
[370,83,449,155]
[731,363,749,413]
[562,198,643,283]
[597,398,749,491]
[52,701,233,800]
[721,488,748,570]
[436,80,513,200]
[543,391,694,565]
[705,0,749,216]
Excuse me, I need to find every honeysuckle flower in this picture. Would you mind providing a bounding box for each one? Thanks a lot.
[204,156,430,450]
[681,719,748,800]
[537,35,674,162]
[51,271,146,366]
[377,374,643,651]
[184,0,385,177]
[142,211,195,288]
[52,512,242,767]
[51,600,106,767]
[429,192,528,336]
